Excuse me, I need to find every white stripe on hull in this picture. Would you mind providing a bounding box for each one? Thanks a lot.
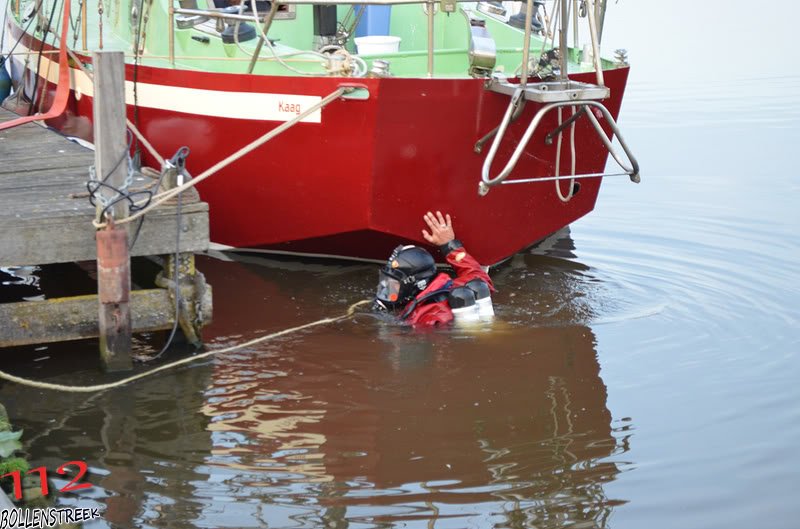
[17,42,323,123]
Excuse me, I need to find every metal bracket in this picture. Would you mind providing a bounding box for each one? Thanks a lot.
[478,98,640,196]
[176,13,209,29]
[338,83,370,101]
[463,11,496,78]
[487,74,610,103]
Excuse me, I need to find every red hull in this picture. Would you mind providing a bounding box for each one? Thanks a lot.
[7,28,628,264]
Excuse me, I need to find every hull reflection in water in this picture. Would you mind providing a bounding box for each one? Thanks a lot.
[197,247,630,528]
[1,355,215,528]
[0,229,632,529]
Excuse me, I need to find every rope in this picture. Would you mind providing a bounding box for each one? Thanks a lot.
[0,300,371,393]
[131,186,182,362]
[92,85,350,229]
[65,48,166,166]
[554,106,576,202]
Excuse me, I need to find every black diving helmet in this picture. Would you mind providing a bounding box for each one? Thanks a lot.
[374,245,437,312]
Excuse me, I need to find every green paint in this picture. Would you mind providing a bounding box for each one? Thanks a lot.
[5,0,623,78]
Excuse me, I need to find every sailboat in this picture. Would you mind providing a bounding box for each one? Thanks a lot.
[2,0,638,265]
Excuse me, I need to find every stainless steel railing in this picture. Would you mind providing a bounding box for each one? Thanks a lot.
[478,98,639,195]
[166,0,608,83]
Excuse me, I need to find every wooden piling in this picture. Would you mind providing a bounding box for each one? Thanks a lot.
[0,91,212,358]
[93,51,132,372]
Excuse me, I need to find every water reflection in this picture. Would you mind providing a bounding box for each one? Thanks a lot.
[0,228,633,528]
[1,359,214,528]
[195,242,631,528]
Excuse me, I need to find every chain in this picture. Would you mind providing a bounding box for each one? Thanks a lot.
[87,147,135,211]
[138,0,153,55]
[70,0,83,48]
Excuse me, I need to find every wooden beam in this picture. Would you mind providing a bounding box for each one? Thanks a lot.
[0,205,209,267]
[93,51,132,372]
[0,288,212,348]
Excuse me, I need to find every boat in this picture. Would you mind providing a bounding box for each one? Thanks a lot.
[1,0,639,265]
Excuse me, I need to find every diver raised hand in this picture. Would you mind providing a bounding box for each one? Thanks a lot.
[421,211,455,246]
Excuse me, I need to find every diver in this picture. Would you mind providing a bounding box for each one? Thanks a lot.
[373,211,495,327]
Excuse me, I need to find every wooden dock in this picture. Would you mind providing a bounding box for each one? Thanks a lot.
[0,101,212,368]
[0,108,209,265]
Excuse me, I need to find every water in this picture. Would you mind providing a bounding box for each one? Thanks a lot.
[2,1,800,527]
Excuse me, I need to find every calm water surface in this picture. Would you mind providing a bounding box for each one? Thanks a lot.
[1,1,799,528]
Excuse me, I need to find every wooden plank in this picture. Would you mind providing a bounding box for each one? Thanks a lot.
[0,194,206,219]
[0,96,210,266]
[0,169,94,189]
[0,289,199,347]
[0,205,209,266]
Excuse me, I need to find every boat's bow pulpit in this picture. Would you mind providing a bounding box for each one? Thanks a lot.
[476,0,639,198]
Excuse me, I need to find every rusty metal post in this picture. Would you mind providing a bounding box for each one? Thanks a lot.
[93,51,132,371]
[97,220,132,371]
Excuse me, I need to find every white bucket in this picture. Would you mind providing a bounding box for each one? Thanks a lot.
[354,35,401,55]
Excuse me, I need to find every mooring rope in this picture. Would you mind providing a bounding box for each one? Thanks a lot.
[65,48,165,166]
[92,86,350,229]
[0,300,371,393]
[57,48,351,229]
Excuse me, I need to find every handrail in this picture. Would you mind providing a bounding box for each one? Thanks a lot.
[250,0,480,4]
[174,6,272,22]
[166,0,609,87]
[479,99,639,195]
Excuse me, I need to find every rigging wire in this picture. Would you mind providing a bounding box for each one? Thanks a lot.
[132,0,146,161]
[68,0,83,49]
[27,3,51,113]
[27,0,63,115]
[132,182,182,364]
[245,0,366,77]
[0,4,36,62]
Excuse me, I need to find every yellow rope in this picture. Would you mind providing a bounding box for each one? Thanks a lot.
[67,48,165,166]
[63,49,350,229]
[92,86,350,229]
[0,300,371,393]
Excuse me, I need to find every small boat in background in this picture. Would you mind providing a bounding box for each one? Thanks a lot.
[2,0,638,265]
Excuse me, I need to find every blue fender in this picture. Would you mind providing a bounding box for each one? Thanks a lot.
[0,58,12,102]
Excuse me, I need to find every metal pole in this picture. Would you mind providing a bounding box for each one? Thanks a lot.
[247,1,281,74]
[426,0,434,77]
[168,6,175,65]
[520,0,532,87]
[596,0,606,44]
[559,0,568,81]
[81,0,88,50]
[572,0,578,50]
[93,51,133,372]
[585,0,603,86]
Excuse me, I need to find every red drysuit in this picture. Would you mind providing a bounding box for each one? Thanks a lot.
[401,245,494,327]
